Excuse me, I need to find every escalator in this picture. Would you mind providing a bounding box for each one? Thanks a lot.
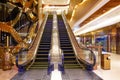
[58,15,83,69]
[29,15,53,69]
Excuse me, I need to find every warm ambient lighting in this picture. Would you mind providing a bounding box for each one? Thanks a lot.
[42,0,70,5]
[43,5,69,14]
[74,5,120,36]
[71,0,109,27]
[70,0,90,22]
[51,70,62,80]
[67,0,70,4]
[70,2,83,22]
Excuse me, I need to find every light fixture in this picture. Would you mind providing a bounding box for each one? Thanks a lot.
[74,5,120,35]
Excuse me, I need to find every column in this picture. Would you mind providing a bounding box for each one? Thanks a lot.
[38,0,43,26]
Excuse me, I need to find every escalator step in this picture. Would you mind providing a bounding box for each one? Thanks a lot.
[64,56,76,58]
[33,62,48,65]
[40,43,51,45]
[37,48,50,50]
[35,58,48,60]
[64,66,82,69]
[58,15,83,69]
[61,44,72,47]
[64,62,78,64]
[32,14,53,70]
[64,58,76,61]
[36,54,48,58]
[60,42,71,43]
[61,47,73,50]
[63,50,74,52]
[30,66,48,69]
[37,51,49,54]
[39,45,50,48]
[64,60,77,63]
[35,59,48,62]
[31,64,48,67]
[64,54,75,56]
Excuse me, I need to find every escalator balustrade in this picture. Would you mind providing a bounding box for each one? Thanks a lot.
[29,15,53,69]
[58,15,82,69]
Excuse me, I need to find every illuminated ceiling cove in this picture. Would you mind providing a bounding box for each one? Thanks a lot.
[42,0,70,5]
[74,5,120,35]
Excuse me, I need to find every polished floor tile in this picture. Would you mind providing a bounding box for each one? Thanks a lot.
[93,53,120,80]
[11,69,102,80]
[62,69,102,80]
[11,69,50,80]
[0,65,18,80]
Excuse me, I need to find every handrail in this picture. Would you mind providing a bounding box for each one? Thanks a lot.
[62,13,96,69]
[87,45,102,65]
[16,13,48,67]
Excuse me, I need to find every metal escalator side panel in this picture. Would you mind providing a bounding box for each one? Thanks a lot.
[57,15,83,69]
[28,14,53,69]
[61,13,96,70]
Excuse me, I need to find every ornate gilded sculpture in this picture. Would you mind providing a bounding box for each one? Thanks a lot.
[0,0,38,70]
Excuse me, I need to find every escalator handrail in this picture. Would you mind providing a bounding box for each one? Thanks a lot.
[16,13,49,67]
[61,13,96,67]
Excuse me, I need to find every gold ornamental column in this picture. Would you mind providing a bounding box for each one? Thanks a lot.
[38,0,43,27]
[91,32,96,45]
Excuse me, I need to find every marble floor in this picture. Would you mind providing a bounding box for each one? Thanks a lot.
[0,65,18,80]
[11,69,102,80]
[11,69,50,80]
[0,53,120,80]
[62,69,102,80]
[93,53,120,80]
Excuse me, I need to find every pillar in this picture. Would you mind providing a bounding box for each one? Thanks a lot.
[38,0,43,26]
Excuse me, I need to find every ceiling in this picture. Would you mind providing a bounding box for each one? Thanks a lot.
[74,5,120,35]
[66,0,83,20]
[68,0,110,27]
[73,0,120,36]
[80,0,120,27]
[42,0,83,14]
[41,0,120,36]
[42,0,71,14]
[42,0,70,5]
